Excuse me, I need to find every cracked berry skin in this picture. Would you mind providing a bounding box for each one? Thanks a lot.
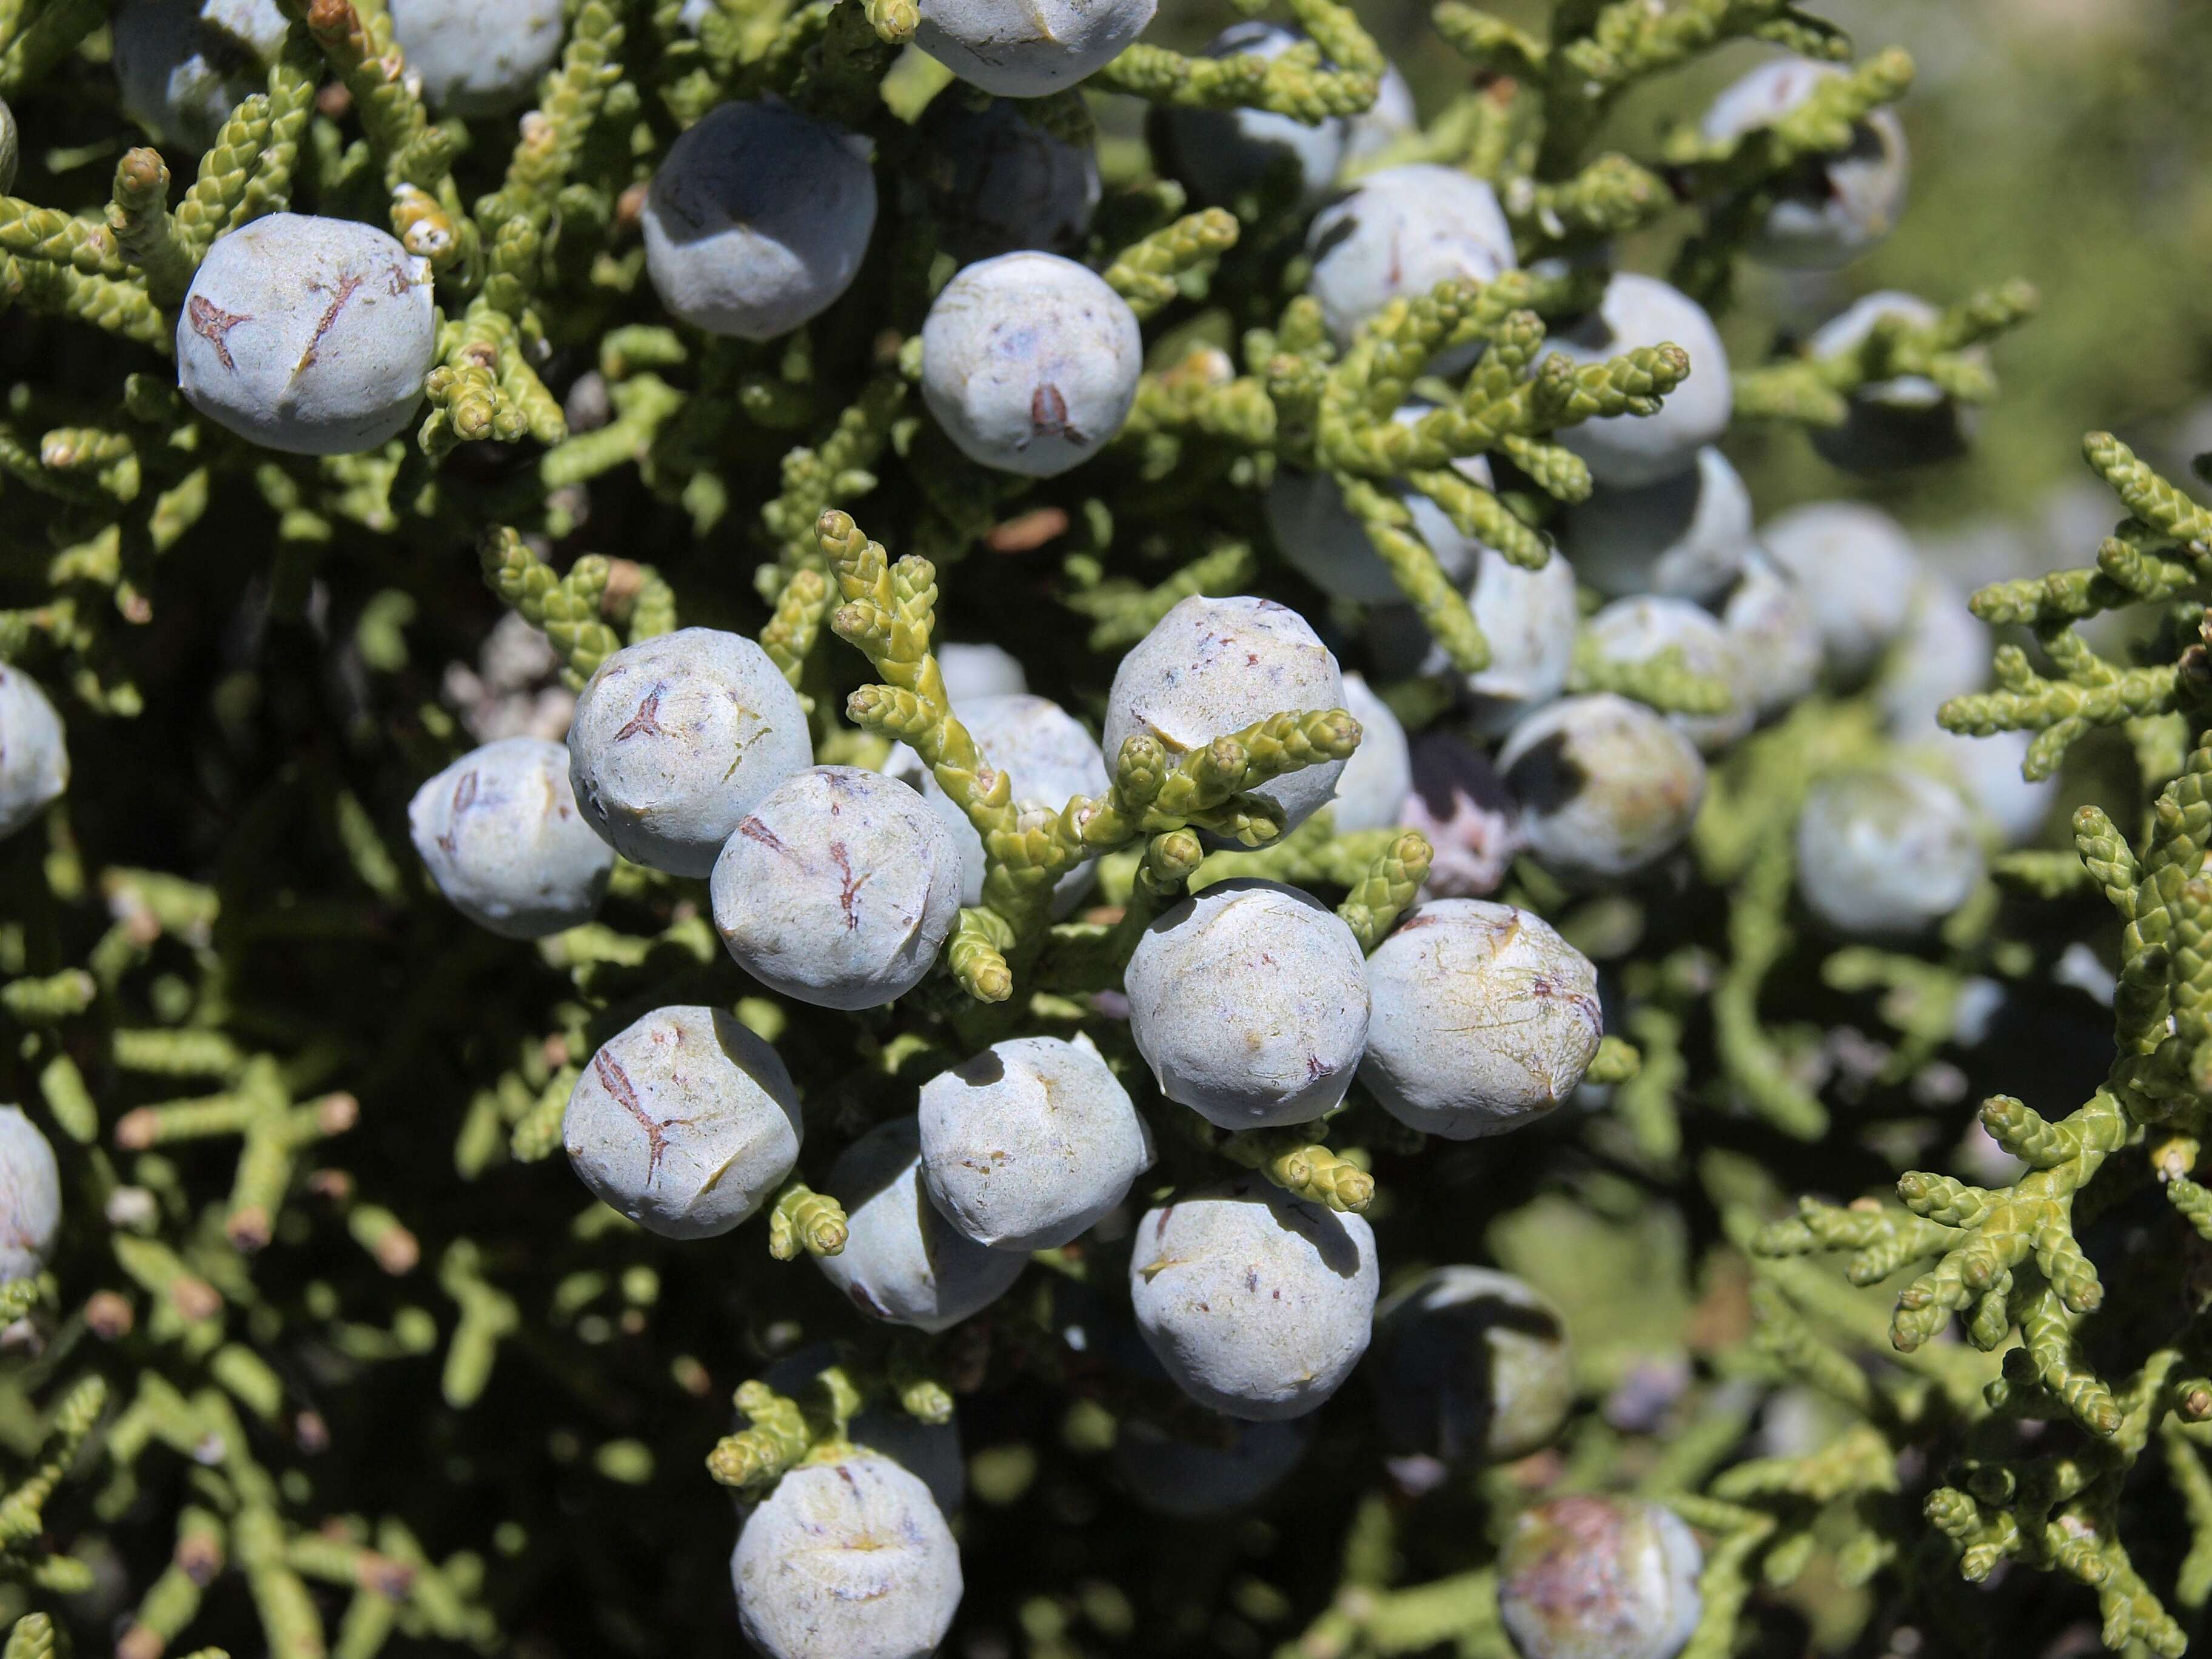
[407,737,614,940]
[1128,1176,1379,1422]
[813,1117,1027,1333]
[1362,899,1602,1141]
[175,213,437,456]
[0,1106,60,1284]
[709,766,963,1011]
[920,252,1141,478]
[642,99,877,340]
[1125,879,1371,1131]
[0,665,67,843]
[565,627,813,878]
[388,0,565,116]
[917,1033,1153,1252]
[1498,1495,1703,1659]
[731,1450,962,1659]
[561,1005,802,1241]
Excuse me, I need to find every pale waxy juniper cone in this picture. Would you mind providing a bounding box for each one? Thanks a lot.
[1129,1176,1380,1421]
[0,1107,61,1284]
[1558,444,1754,603]
[1700,54,1910,270]
[565,626,813,877]
[920,250,1144,478]
[642,100,878,340]
[1360,899,1603,1139]
[1497,1495,1704,1659]
[0,666,68,842]
[387,0,567,116]
[1545,273,1732,486]
[561,1005,803,1239]
[175,214,437,455]
[710,765,965,1010]
[1125,879,1372,1129]
[406,736,614,939]
[1150,21,1346,209]
[917,1032,1152,1251]
[11,0,2203,1652]
[731,1451,962,1659]
[813,1116,1027,1332]
[1369,1265,1576,1464]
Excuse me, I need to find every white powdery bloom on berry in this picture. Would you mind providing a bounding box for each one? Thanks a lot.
[1103,595,1348,837]
[1584,596,1752,754]
[1558,446,1752,603]
[935,642,1027,702]
[1464,547,1580,732]
[1152,24,1346,209]
[113,0,290,149]
[1546,275,1731,488]
[1370,1265,1575,1464]
[814,1118,1027,1332]
[1806,292,1972,475]
[1795,765,1986,937]
[1128,1177,1379,1421]
[1902,728,2056,848]
[1498,694,1706,885]
[918,1033,1152,1252]
[1720,551,1824,719]
[1498,1495,1703,1659]
[1267,404,1492,603]
[1878,575,1991,734]
[1305,164,1516,350]
[1329,674,1410,833]
[561,1006,802,1240]
[921,252,1142,478]
[0,1107,59,1284]
[711,767,964,1010]
[1759,501,1922,680]
[176,214,436,456]
[642,101,877,340]
[918,93,1100,262]
[566,627,813,878]
[1125,880,1370,1130]
[388,0,566,116]
[1361,900,1601,1140]
[885,693,1108,913]
[1111,1415,1312,1516]
[1701,56,1908,270]
[914,0,1152,98]
[0,666,68,843]
[408,738,613,940]
[731,1452,963,1659]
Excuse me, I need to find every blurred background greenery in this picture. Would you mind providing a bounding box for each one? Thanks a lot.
[1140,0,2212,572]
